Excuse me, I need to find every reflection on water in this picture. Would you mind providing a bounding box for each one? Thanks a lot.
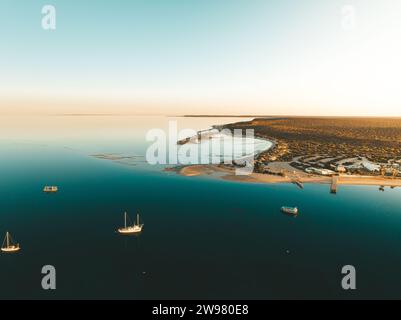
[1,116,401,299]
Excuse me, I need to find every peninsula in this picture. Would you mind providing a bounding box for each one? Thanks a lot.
[174,117,401,191]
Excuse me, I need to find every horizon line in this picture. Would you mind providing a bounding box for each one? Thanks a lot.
[2,112,401,119]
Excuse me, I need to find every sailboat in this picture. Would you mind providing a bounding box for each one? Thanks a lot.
[118,212,144,234]
[1,232,21,253]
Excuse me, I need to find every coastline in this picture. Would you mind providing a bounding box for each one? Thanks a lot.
[169,116,401,189]
[176,164,401,188]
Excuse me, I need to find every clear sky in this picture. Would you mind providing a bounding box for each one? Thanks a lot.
[1,0,401,116]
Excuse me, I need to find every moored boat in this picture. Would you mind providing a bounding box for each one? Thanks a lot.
[281,206,298,215]
[1,232,20,253]
[118,212,143,234]
[43,186,58,193]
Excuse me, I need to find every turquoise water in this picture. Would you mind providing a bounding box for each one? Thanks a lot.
[1,116,401,299]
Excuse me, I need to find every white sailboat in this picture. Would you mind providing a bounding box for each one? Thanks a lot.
[118,212,143,234]
[1,231,20,253]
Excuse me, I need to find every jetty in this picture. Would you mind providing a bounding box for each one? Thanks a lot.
[331,176,338,194]
[293,180,304,189]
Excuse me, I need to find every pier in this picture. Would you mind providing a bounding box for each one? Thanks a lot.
[294,180,304,189]
[331,176,338,194]
[286,170,304,189]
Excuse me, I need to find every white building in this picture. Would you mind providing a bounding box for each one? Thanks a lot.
[305,167,336,176]
[361,161,380,172]
[336,165,347,173]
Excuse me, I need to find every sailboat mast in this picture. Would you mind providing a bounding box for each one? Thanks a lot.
[137,213,139,226]
[124,212,127,228]
[6,232,9,248]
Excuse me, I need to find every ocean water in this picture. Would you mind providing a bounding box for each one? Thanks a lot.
[1,116,401,299]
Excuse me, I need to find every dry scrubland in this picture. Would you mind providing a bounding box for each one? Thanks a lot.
[223,117,401,171]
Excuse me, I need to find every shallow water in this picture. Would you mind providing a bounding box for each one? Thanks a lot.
[0,116,400,299]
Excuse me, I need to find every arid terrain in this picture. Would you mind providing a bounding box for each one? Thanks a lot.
[222,117,401,176]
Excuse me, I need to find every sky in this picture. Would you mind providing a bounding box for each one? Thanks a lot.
[0,0,401,116]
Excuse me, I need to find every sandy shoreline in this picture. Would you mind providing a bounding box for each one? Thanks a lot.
[176,164,401,188]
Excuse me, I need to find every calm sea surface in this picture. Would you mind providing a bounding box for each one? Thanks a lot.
[1,116,401,299]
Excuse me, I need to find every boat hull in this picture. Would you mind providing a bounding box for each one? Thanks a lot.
[118,226,143,234]
[281,207,298,215]
[1,246,20,253]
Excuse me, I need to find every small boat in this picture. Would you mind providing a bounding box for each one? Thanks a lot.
[43,186,58,193]
[118,212,143,234]
[281,206,298,215]
[1,232,20,253]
